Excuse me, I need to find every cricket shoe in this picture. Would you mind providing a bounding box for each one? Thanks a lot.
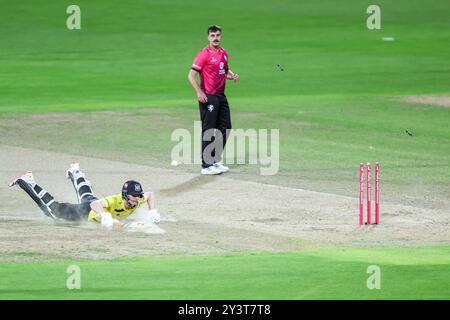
[8,171,35,187]
[214,162,229,173]
[66,162,81,179]
[200,166,222,175]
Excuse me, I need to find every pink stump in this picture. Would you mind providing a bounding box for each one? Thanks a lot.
[366,163,371,225]
[359,163,364,225]
[375,162,380,224]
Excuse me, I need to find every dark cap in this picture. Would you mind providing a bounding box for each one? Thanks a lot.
[122,180,144,198]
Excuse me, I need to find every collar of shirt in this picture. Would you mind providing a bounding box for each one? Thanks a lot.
[206,45,222,54]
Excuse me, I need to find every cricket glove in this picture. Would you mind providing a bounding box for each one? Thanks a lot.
[148,209,161,224]
[100,212,114,228]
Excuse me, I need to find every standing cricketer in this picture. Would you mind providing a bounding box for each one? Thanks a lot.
[188,25,239,175]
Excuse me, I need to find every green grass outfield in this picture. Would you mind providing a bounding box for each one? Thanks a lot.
[0,245,449,299]
[1,0,449,299]
[1,0,450,111]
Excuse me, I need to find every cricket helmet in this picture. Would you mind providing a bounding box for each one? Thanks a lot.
[122,180,144,200]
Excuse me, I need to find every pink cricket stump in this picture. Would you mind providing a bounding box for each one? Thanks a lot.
[366,163,371,224]
[375,162,380,224]
[359,163,364,225]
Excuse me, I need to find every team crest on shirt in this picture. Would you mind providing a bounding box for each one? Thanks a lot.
[208,104,214,112]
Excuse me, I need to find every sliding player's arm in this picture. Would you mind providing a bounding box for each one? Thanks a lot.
[144,191,160,223]
[90,199,123,229]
